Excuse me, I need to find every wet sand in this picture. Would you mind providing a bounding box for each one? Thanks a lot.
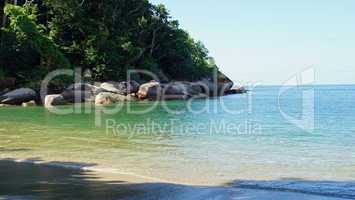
[0,160,349,200]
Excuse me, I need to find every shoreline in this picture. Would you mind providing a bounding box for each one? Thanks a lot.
[1,157,172,184]
[1,79,246,108]
[0,158,351,200]
[1,85,354,199]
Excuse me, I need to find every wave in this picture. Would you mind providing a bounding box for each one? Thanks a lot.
[232,179,355,199]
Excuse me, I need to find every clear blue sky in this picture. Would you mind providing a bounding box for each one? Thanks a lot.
[150,0,355,85]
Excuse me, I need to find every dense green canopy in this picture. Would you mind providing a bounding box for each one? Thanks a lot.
[0,0,218,88]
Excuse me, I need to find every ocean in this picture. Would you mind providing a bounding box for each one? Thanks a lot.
[0,85,354,199]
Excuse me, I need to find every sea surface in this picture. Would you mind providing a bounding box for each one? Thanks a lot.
[0,85,354,199]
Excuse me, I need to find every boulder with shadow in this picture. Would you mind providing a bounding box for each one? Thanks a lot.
[61,83,102,103]
[100,81,140,95]
[0,88,36,105]
[95,92,138,105]
[138,81,206,100]
[44,94,68,108]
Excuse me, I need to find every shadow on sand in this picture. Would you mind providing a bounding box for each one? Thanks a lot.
[0,159,354,200]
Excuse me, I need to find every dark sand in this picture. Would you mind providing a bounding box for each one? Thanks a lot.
[0,160,348,200]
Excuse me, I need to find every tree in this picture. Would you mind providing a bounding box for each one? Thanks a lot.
[4,2,70,70]
[0,0,219,86]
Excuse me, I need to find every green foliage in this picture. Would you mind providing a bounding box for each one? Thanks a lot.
[4,2,70,70]
[0,0,218,86]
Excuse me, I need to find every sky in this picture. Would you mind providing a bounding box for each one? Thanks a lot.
[150,0,355,85]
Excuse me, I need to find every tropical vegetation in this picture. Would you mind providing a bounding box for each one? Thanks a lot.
[0,0,218,89]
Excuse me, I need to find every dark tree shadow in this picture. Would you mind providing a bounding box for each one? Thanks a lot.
[0,159,142,200]
[0,159,354,200]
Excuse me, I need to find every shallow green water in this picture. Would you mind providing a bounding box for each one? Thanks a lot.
[0,85,355,197]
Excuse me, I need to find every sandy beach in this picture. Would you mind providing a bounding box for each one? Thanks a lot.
[0,159,349,200]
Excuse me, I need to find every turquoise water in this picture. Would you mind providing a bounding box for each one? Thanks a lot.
[0,85,354,198]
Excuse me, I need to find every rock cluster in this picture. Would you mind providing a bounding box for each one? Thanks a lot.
[44,81,140,107]
[0,74,246,108]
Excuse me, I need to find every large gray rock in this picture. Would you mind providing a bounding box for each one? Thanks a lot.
[138,81,205,100]
[216,73,234,95]
[197,75,234,96]
[137,81,160,100]
[0,89,9,96]
[61,83,100,103]
[100,81,140,95]
[218,82,234,96]
[95,92,138,105]
[225,87,247,95]
[0,88,36,105]
[160,82,204,100]
[44,94,67,108]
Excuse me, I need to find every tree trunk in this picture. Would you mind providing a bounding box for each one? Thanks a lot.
[150,28,158,56]
[0,0,8,45]
[1,0,7,29]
